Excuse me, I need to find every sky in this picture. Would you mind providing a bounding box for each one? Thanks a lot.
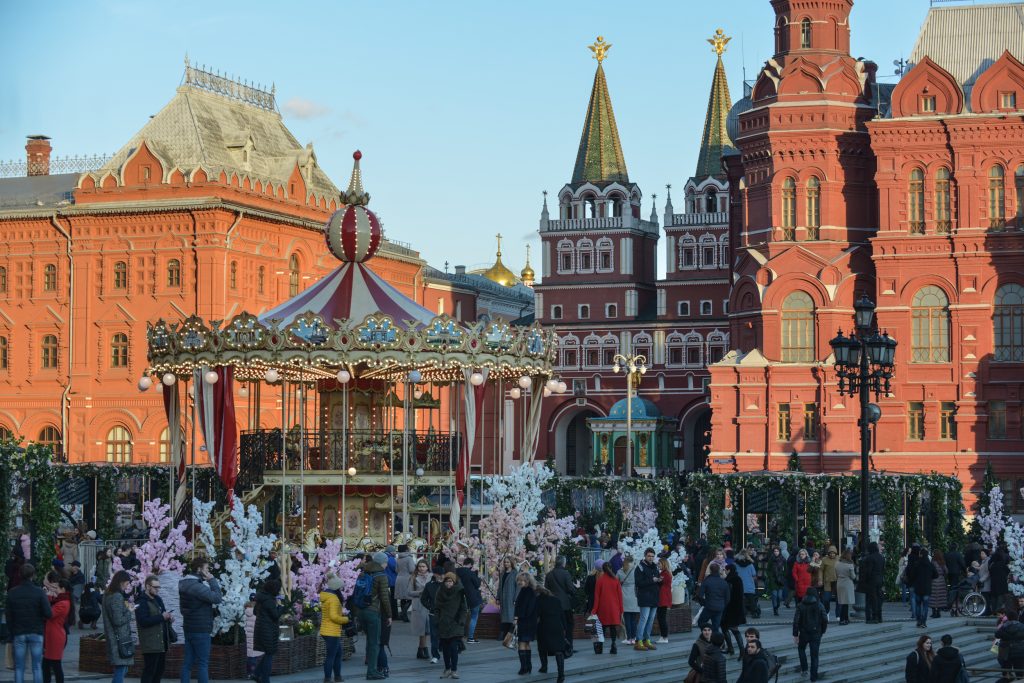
[0,0,930,275]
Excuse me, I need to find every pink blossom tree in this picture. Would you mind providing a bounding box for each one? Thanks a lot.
[113,498,192,592]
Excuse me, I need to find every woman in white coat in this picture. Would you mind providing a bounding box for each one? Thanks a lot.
[617,555,640,645]
[834,549,858,625]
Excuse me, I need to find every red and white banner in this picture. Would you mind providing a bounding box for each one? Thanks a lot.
[161,381,187,517]
[194,366,239,497]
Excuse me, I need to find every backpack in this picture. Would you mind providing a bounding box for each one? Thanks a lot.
[351,571,381,610]
[762,647,782,683]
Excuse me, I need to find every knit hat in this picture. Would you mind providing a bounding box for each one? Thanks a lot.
[384,545,396,554]
[371,551,388,565]
[594,559,605,570]
[326,575,344,591]
[52,559,64,569]
[70,561,81,568]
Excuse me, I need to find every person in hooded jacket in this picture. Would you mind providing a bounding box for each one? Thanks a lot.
[792,549,812,602]
[792,588,828,682]
[861,542,886,623]
[721,563,746,659]
[931,634,965,683]
[319,575,349,683]
[737,638,771,683]
[359,552,392,681]
[907,547,937,628]
[820,546,839,619]
[687,626,713,681]
[591,562,622,654]
[435,572,467,679]
[734,551,759,620]
[252,578,285,683]
[701,632,728,683]
[995,610,1024,677]
[535,587,568,683]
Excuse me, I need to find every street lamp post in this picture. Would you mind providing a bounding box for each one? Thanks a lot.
[612,353,647,478]
[829,295,897,556]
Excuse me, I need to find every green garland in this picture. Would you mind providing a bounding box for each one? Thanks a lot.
[906,492,923,546]
[685,491,701,542]
[654,485,678,537]
[26,444,60,573]
[927,487,948,551]
[805,488,828,549]
[0,440,18,604]
[707,488,725,547]
[879,486,903,599]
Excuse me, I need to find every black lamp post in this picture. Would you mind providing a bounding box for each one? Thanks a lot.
[829,295,897,557]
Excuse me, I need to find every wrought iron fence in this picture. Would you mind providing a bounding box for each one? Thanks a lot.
[0,155,110,178]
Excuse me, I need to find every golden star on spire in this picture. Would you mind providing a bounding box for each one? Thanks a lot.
[588,36,612,63]
[708,28,731,56]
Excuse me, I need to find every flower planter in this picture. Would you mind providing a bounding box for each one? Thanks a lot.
[80,632,326,678]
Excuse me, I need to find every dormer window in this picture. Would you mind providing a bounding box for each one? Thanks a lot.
[921,95,936,113]
[1000,92,1017,110]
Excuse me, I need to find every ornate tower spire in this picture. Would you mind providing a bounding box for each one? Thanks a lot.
[572,36,629,184]
[341,150,370,206]
[694,29,735,180]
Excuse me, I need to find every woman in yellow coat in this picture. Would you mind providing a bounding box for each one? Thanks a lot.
[320,575,350,683]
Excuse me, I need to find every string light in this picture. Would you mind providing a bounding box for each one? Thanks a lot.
[509,387,521,400]
[138,376,153,391]
[204,370,219,385]
[162,373,176,386]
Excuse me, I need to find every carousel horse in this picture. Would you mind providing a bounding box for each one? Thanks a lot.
[302,528,323,556]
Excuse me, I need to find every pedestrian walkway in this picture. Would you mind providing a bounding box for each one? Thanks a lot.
[0,602,1001,682]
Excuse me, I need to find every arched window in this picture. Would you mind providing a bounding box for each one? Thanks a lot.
[0,426,11,441]
[159,427,170,463]
[679,236,697,270]
[908,168,925,234]
[704,190,717,213]
[806,177,820,238]
[935,168,951,233]
[258,266,265,294]
[0,266,6,293]
[105,426,132,463]
[113,261,127,289]
[577,239,594,272]
[1016,165,1024,228]
[230,261,238,289]
[0,336,7,370]
[38,426,62,462]
[110,332,129,368]
[289,254,300,296]
[557,240,574,273]
[596,238,614,272]
[43,264,57,292]
[781,178,796,239]
[911,286,950,363]
[781,291,815,362]
[167,259,181,287]
[995,283,1024,362]
[800,18,812,48]
[41,334,58,369]
[719,234,729,268]
[990,164,1005,229]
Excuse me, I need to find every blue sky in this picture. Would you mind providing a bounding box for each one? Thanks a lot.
[0,0,928,275]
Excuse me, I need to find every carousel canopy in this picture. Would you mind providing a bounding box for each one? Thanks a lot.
[146,151,556,383]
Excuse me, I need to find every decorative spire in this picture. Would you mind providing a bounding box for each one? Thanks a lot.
[650,193,658,224]
[540,190,550,221]
[694,30,735,180]
[664,183,675,225]
[341,150,370,206]
[572,36,629,185]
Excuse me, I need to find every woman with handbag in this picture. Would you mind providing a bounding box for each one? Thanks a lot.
[536,587,567,683]
[43,579,72,683]
[407,560,431,660]
[435,572,468,679]
[513,572,540,676]
[253,578,286,683]
[591,562,622,655]
[102,570,136,683]
[617,556,640,645]
[686,626,714,683]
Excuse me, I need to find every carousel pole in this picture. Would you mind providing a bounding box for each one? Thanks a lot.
[281,378,288,545]
[402,377,410,540]
[189,376,197,545]
[299,376,306,541]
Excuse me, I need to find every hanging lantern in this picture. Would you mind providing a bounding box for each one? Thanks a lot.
[557,380,568,394]
[545,378,559,392]
[470,371,485,386]
[408,370,422,383]
[265,368,280,384]
[543,387,552,398]
[239,386,250,399]
[509,387,522,400]
[162,373,176,386]
[518,375,531,389]
[204,370,219,385]
[337,369,352,384]
[138,376,153,392]
[414,388,424,400]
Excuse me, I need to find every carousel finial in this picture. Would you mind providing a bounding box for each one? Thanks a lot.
[340,150,370,206]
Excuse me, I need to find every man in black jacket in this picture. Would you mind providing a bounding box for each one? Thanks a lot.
[178,557,223,683]
[136,574,174,683]
[455,558,482,643]
[634,548,662,650]
[737,639,771,683]
[860,542,885,623]
[792,588,828,682]
[944,547,966,588]
[544,556,576,655]
[420,567,444,664]
[7,563,51,683]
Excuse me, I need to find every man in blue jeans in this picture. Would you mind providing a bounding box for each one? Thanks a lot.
[634,548,663,650]
[7,563,51,683]
[178,557,223,683]
[697,563,731,636]
[455,558,482,643]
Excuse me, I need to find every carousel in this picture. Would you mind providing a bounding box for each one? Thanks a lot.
[144,151,560,550]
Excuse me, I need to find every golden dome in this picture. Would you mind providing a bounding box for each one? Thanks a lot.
[520,244,535,283]
[481,234,518,287]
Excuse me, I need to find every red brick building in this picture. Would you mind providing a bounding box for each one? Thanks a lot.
[708,1,1024,510]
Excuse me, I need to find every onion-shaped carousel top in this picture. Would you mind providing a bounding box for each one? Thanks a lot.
[146,151,557,382]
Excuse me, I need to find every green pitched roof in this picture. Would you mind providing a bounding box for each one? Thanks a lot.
[572,64,629,184]
[694,55,734,180]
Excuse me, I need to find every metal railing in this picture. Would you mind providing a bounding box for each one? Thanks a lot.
[0,155,110,178]
[668,211,729,226]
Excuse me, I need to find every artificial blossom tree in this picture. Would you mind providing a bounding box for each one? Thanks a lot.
[112,499,193,592]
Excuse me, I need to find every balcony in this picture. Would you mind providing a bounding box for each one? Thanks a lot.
[542,215,658,235]
[237,429,462,492]
[667,211,728,227]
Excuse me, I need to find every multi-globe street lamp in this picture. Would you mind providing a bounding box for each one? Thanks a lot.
[829,295,897,556]
[612,353,647,478]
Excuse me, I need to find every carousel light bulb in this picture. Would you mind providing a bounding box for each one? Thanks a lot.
[204,370,219,385]
[518,375,531,389]
[347,467,357,477]
[557,381,568,394]
[138,376,153,391]
[154,382,163,393]
[264,368,280,384]
[543,386,552,398]
[415,467,424,477]
[470,371,485,386]
[162,373,176,386]
[187,385,195,398]
[545,378,559,392]
[509,387,522,400]
[337,369,352,384]
[238,386,250,398]
[408,370,422,383]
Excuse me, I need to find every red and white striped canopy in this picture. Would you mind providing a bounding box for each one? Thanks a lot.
[259,261,435,328]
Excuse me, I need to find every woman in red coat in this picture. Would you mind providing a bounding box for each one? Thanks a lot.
[44,579,72,683]
[655,557,673,644]
[591,562,623,654]
[792,548,812,601]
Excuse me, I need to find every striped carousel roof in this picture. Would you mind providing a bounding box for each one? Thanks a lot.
[258,260,436,328]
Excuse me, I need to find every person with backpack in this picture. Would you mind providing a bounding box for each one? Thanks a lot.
[435,572,468,679]
[43,578,72,683]
[78,582,102,629]
[178,557,222,683]
[420,567,445,664]
[737,638,771,683]
[455,558,482,643]
[931,634,965,683]
[792,588,828,682]
[905,634,934,683]
[686,626,714,683]
[353,551,392,680]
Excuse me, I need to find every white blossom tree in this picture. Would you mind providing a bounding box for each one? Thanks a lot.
[485,462,553,531]
[213,497,277,634]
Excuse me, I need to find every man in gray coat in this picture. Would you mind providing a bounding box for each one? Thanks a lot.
[544,556,576,655]
[178,557,222,683]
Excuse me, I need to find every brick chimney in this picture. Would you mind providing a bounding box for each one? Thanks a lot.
[25,135,52,176]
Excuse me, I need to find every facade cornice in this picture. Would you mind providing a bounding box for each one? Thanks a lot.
[535,282,657,292]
